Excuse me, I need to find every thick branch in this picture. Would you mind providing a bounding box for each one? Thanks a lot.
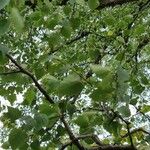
[60,134,102,149]
[6,54,54,104]
[60,115,85,150]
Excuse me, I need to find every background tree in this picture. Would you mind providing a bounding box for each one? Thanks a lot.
[0,0,150,150]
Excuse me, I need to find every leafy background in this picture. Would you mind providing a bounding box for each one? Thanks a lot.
[0,0,150,150]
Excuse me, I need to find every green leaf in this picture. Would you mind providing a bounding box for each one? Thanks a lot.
[140,75,149,85]
[4,107,21,123]
[70,17,80,30]
[0,44,9,64]
[39,103,59,118]
[88,0,99,10]
[61,24,72,38]
[23,87,36,105]
[74,115,89,128]
[0,44,9,53]
[141,105,150,113]
[103,119,122,137]
[0,0,10,10]
[9,128,27,150]
[34,113,49,130]
[57,74,84,96]
[117,66,129,83]
[130,97,138,105]
[21,116,36,131]
[30,140,40,150]
[0,19,10,35]
[117,106,131,117]
[42,74,60,93]
[63,5,72,15]
[67,103,77,116]
[46,18,58,29]
[90,65,111,78]
[48,32,61,47]
[11,7,24,32]
[2,142,10,149]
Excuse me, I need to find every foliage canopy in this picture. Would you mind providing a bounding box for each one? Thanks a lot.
[0,0,150,150]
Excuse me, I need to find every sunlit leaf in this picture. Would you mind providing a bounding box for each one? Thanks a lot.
[11,7,24,32]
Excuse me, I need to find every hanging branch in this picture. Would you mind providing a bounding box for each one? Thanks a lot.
[6,54,54,104]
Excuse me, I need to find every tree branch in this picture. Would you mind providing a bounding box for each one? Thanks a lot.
[60,134,102,149]
[98,0,138,9]
[60,114,85,150]
[6,54,54,104]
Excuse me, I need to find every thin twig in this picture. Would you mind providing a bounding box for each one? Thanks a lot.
[122,127,150,138]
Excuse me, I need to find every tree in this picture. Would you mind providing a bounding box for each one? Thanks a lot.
[0,0,150,149]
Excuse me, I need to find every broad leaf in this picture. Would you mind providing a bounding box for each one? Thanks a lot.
[88,0,99,10]
[57,74,84,96]
[117,106,131,117]
[11,7,24,32]
[9,128,27,150]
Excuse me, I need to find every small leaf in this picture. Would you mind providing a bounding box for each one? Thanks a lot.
[141,105,150,113]
[24,87,36,105]
[116,36,125,43]
[11,7,24,32]
[34,113,49,130]
[2,142,10,149]
[48,32,61,47]
[130,97,138,105]
[61,24,72,38]
[88,0,99,10]
[4,107,21,123]
[30,140,40,150]
[9,128,27,150]
[39,103,59,118]
[74,115,89,128]
[107,31,114,36]
[117,106,131,117]
[70,17,80,30]
[63,5,72,15]
[0,0,10,10]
